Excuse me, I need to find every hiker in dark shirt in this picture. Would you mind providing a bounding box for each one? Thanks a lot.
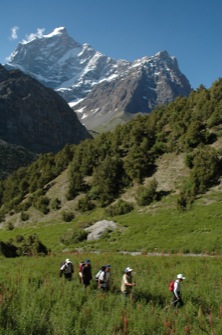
[82,259,92,288]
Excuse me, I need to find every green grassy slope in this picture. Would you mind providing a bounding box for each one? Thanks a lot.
[1,185,222,254]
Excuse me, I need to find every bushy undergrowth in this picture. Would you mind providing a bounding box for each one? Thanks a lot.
[136,178,158,206]
[1,189,222,255]
[61,210,75,222]
[0,233,48,257]
[0,253,222,334]
[105,200,134,217]
[60,228,88,245]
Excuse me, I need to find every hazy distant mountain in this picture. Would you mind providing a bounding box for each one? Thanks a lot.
[5,27,192,130]
[0,64,91,154]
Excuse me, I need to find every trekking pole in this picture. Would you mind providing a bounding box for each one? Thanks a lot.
[164,299,178,310]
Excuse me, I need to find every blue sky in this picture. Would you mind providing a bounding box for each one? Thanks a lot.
[1,0,221,89]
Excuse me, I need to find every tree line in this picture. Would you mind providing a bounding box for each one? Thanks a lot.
[0,78,222,220]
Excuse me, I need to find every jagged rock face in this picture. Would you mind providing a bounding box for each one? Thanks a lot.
[0,65,91,153]
[5,27,192,130]
[74,52,192,129]
[5,27,129,102]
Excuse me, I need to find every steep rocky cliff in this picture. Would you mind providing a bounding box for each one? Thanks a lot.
[0,65,91,154]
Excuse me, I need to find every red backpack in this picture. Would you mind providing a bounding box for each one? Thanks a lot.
[79,262,85,273]
[169,281,175,292]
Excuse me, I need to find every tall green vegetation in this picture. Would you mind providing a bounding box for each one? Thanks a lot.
[0,254,222,334]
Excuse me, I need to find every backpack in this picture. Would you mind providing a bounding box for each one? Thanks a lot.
[169,281,175,292]
[65,263,74,274]
[79,262,85,273]
[95,266,106,281]
[59,262,73,277]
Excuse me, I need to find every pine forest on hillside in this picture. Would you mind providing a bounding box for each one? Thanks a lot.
[0,78,222,254]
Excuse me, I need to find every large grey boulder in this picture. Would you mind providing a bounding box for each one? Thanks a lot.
[85,220,118,241]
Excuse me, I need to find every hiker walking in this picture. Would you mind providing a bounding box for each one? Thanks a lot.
[59,258,74,281]
[78,261,85,283]
[97,264,111,291]
[172,273,185,307]
[121,267,136,297]
[82,259,92,288]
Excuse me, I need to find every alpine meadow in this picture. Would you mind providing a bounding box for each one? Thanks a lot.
[1,79,222,334]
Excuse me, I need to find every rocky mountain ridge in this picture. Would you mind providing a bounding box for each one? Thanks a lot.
[0,64,91,155]
[5,27,192,130]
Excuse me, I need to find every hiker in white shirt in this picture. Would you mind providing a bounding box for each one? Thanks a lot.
[121,267,136,297]
[59,259,74,281]
[172,273,185,307]
[98,264,111,291]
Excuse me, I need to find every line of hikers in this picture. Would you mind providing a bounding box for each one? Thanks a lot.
[59,258,111,290]
[59,258,185,307]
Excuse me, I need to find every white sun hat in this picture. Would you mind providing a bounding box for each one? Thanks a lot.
[177,274,185,279]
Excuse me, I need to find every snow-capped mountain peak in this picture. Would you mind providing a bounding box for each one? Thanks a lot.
[5,27,191,131]
[20,26,67,45]
[44,26,67,38]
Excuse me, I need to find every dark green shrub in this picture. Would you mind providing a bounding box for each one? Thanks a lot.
[90,155,130,207]
[136,179,158,206]
[207,102,222,127]
[184,153,194,168]
[50,198,61,210]
[20,211,29,221]
[6,221,14,230]
[177,178,196,210]
[76,195,95,212]
[124,146,154,183]
[66,169,86,200]
[0,234,48,257]
[34,195,50,214]
[15,235,25,243]
[105,200,134,216]
[152,140,166,155]
[16,234,48,256]
[87,185,100,200]
[0,240,18,257]
[190,146,220,194]
[183,146,220,205]
[61,211,75,222]
[60,228,88,245]
[19,198,32,211]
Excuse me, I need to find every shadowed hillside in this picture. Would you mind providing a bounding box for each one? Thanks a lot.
[0,65,91,154]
